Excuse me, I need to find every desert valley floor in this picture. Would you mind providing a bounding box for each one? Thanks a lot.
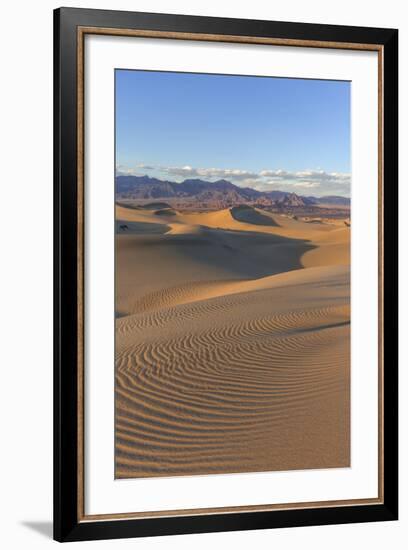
[115,204,350,479]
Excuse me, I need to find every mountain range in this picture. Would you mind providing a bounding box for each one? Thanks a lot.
[116,175,350,208]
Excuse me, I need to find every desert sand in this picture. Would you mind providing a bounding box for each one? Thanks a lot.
[115,203,350,478]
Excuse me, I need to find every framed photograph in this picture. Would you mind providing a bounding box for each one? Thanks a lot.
[54,7,398,542]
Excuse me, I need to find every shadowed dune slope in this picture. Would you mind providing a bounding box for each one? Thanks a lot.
[115,204,350,478]
[115,230,315,317]
[230,205,280,226]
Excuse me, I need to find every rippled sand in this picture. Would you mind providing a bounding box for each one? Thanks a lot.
[115,205,350,478]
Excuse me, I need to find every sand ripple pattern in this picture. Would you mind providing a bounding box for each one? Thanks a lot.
[116,276,350,478]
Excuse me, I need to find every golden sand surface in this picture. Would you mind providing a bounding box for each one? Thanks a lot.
[115,204,350,478]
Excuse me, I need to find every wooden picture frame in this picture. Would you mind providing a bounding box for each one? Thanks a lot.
[54,7,398,542]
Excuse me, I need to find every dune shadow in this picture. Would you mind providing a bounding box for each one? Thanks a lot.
[231,205,280,227]
[115,310,129,319]
[116,200,141,210]
[140,202,172,210]
[116,219,169,235]
[154,208,177,216]
[118,226,316,280]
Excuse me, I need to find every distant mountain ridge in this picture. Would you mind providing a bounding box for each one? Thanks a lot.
[116,175,350,207]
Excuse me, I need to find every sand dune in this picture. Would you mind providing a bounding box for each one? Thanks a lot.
[230,205,281,226]
[115,204,350,478]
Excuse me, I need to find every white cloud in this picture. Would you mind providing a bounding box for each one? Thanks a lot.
[136,163,155,170]
[116,163,350,197]
[259,169,291,179]
[293,182,321,188]
[159,165,259,181]
[259,169,349,185]
[254,169,350,196]
[115,165,144,176]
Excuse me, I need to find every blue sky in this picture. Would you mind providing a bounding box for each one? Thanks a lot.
[115,69,350,197]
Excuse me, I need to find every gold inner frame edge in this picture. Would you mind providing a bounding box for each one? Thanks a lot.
[76,26,384,523]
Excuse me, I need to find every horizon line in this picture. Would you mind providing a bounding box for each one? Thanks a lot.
[115,171,351,199]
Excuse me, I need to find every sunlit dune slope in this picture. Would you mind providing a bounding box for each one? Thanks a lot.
[115,203,350,478]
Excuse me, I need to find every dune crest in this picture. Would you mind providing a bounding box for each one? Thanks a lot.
[115,204,350,479]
